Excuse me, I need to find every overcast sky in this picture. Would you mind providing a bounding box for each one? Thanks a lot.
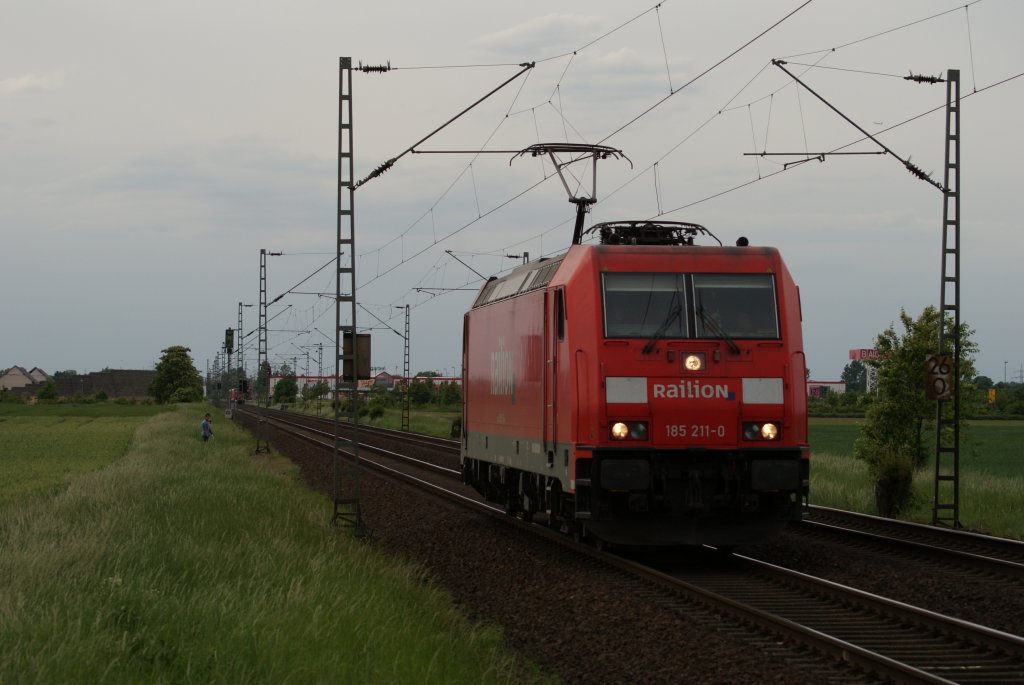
[3,0,1022,384]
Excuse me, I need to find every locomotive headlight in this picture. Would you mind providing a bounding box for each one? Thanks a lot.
[743,421,781,441]
[683,353,705,371]
[610,421,649,440]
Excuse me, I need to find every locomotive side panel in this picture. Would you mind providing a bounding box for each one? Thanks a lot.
[462,290,551,475]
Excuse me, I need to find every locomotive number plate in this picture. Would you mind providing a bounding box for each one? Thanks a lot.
[663,423,731,442]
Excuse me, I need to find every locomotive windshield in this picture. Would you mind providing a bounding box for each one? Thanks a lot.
[602,272,779,340]
[693,274,779,339]
[603,273,687,338]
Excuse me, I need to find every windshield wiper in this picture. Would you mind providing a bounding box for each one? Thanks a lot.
[697,303,741,355]
[642,303,682,355]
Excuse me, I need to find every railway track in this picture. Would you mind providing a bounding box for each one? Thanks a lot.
[666,554,1024,684]
[252,406,459,454]
[236,407,1024,683]
[800,506,1024,579]
[267,408,1024,577]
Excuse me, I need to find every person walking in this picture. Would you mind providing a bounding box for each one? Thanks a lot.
[201,413,214,443]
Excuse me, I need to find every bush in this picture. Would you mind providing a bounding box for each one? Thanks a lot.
[36,380,58,401]
[169,387,201,403]
[0,388,25,404]
[871,449,916,517]
[93,390,108,401]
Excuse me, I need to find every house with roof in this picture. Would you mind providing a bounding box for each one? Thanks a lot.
[0,366,50,391]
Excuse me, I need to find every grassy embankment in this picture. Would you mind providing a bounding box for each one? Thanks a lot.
[809,417,1024,539]
[0,403,550,684]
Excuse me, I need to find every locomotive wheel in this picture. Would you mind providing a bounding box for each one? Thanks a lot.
[545,481,562,529]
[504,492,518,517]
[520,506,534,523]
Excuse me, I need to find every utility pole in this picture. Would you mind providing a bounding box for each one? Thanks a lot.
[932,69,962,528]
[768,61,964,527]
[255,250,270,453]
[238,302,252,383]
[396,304,411,431]
[333,56,366,535]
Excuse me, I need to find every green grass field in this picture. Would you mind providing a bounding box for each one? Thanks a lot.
[809,418,1024,538]
[0,403,551,684]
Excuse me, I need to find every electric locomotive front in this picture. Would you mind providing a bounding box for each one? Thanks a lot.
[576,224,808,546]
[461,222,808,547]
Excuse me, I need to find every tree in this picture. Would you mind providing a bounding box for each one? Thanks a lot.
[438,381,462,407]
[841,360,867,393]
[272,364,298,404]
[853,306,977,514]
[302,380,330,401]
[149,346,203,403]
[973,375,994,391]
[36,379,58,400]
[53,370,78,378]
[408,377,435,406]
[255,361,272,400]
[991,383,1024,415]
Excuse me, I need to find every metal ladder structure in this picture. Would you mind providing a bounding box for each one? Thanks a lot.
[400,304,410,432]
[333,57,365,534]
[255,249,270,453]
[932,69,961,527]
[237,303,245,382]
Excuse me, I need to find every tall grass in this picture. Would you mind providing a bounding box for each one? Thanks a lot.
[0,406,551,684]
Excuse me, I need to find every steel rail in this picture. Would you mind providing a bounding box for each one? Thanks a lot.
[801,505,1024,578]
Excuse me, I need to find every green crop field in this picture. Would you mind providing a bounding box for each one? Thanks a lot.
[809,418,1024,538]
[810,418,1024,477]
[0,403,168,508]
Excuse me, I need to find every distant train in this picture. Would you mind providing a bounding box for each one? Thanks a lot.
[460,221,808,547]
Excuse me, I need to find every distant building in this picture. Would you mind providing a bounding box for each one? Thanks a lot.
[56,370,156,399]
[0,366,50,391]
[412,375,461,388]
[807,381,846,398]
[3,366,155,399]
[372,371,395,389]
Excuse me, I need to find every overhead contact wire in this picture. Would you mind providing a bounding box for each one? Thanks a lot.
[598,0,817,145]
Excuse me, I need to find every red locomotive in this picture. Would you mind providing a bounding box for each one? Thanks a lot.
[461,221,808,547]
